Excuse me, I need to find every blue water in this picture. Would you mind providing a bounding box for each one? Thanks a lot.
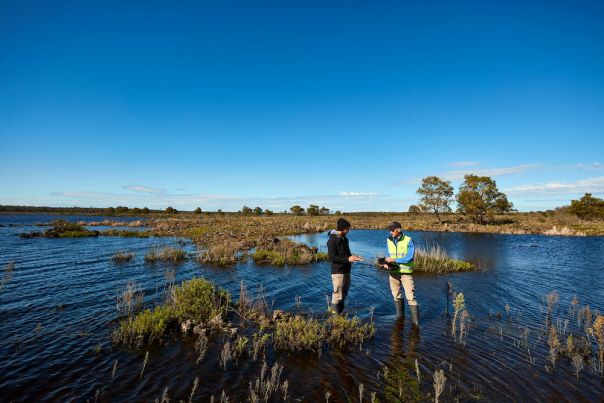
[0,215,603,401]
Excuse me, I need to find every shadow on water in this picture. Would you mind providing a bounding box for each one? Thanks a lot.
[1,215,604,401]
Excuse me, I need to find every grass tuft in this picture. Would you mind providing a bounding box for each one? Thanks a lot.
[145,246,187,263]
[111,251,134,263]
[413,244,475,274]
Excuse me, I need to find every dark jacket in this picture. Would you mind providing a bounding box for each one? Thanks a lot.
[327,230,352,274]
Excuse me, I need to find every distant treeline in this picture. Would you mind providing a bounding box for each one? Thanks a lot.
[0,205,161,215]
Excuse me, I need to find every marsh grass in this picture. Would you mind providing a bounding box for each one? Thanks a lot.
[197,243,245,266]
[252,239,328,266]
[414,245,475,274]
[111,251,134,264]
[112,278,230,348]
[42,220,100,238]
[433,369,446,403]
[273,313,375,356]
[324,315,375,349]
[247,361,288,403]
[274,315,325,355]
[101,229,153,237]
[145,246,187,263]
[451,292,470,344]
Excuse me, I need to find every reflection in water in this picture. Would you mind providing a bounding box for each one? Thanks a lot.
[1,216,603,401]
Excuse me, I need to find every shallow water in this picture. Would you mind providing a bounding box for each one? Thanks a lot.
[1,215,603,401]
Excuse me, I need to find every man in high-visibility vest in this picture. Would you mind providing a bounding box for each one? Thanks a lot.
[381,221,419,327]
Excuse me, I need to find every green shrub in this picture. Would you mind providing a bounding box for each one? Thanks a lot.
[274,316,325,355]
[325,315,376,349]
[112,305,174,347]
[171,278,230,322]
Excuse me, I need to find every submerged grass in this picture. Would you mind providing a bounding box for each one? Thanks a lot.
[111,251,134,264]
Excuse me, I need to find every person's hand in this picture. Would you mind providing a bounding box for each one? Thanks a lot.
[349,255,363,262]
[381,264,390,269]
[385,257,395,263]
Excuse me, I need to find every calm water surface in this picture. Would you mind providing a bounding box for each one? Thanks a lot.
[1,215,603,401]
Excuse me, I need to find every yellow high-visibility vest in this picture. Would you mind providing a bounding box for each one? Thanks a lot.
[386,236,414,274]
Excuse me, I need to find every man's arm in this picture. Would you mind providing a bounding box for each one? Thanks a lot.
[394,239,415,264]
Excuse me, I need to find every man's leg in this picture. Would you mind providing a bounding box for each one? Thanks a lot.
[401,274,419,327]
[389,273,404,318]
[331,273,344,314]
[340,273,351,313]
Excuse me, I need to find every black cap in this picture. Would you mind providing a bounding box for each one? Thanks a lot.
[336,218,351,231]
[387,221,402,231]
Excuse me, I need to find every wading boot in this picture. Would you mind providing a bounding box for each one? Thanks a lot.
[330,302,340,315]
[410,304,420,329]
[337,300,345,315]
[394,299,404,319]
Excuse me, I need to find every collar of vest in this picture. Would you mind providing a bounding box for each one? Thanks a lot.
[388,234,406,242]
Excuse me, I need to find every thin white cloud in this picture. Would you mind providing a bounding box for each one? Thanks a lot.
[442,163,542,181]
[505,176,604,196]
[551,162,604,171]
[448,161,480,167]
[123,185,165,194]
[339,191,379,198]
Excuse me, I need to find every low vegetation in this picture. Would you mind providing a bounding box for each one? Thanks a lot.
[197,243,245,266]
[144,246,187,263]
[413,245,475,274]
[20,220,99,238]
[112,278,230,347]
[111,251,134,263]
[252,238,328,266]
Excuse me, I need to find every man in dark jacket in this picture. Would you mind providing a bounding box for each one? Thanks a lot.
[327,218,363,314]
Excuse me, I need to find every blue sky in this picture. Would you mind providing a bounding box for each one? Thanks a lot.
[1,1,603,211]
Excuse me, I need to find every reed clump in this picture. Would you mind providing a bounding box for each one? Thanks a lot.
[252,238,328,266]
[144,246,187,263]
[111,251,134,263]
[413,245,475,274]
[197,243,244,266]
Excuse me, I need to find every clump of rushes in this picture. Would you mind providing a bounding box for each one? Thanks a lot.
[145,246,187,263]
[197,243,244,266]
[111,251,134,263]
[252,238,328,266]
[413,244,475,274]
[112,278,230,348]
